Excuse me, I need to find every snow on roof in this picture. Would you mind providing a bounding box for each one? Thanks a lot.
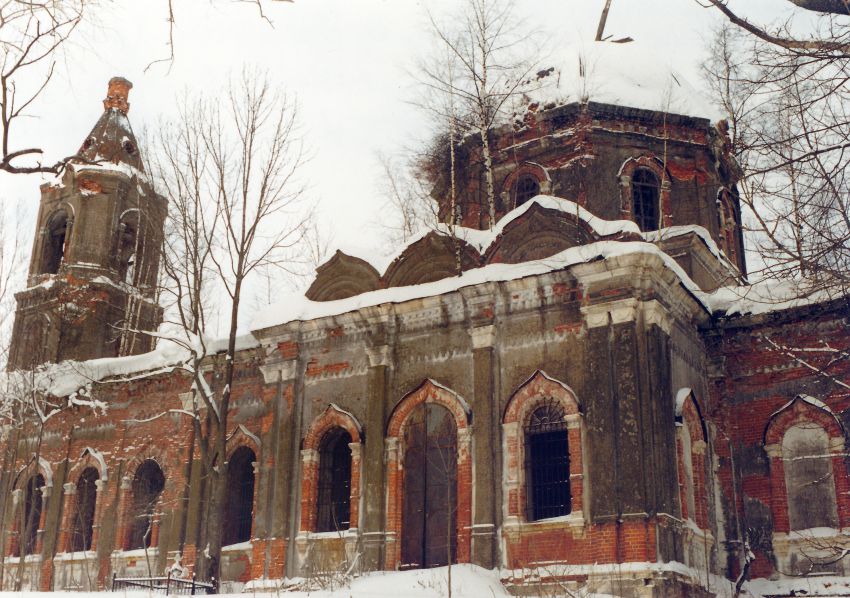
[705,278,841,317]
[0,337,189,401]
[253,239,706,331]
[341,195,640,278]
[642,225,738,273]
[521,42,722,122]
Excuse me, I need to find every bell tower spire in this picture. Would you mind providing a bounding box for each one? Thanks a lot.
[8,78,166,370]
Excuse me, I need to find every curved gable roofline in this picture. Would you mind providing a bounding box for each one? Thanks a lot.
[483,201,613,265]
[306,249,382,301]
[382,230,481,288]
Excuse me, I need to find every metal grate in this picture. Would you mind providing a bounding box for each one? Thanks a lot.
[514,175,540,208]
[112,573,214,595]
[316,428,352,532]
[632,169,660,232]
[524,400,571,521]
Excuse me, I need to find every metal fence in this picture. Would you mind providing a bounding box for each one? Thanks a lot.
[111,572,215,595]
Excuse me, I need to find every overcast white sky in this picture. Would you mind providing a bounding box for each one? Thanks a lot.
[0,0,802,323]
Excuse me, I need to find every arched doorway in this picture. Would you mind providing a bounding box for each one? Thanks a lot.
[222,446,256,545]
[401,402,457,569]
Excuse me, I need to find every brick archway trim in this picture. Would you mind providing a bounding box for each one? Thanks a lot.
[502,371,583,521]
[226,424,262,459]
[303,403,362,450]
[68,447,108,481]
[387,379,470,438]
[764,394,844,446]
[300,404,363,532]
[763,395,849,532]
[618,154,672,227]
[384,379,472,568]
[675,388,707,443]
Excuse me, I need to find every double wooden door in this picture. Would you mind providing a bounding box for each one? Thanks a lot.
[401,403,457,568]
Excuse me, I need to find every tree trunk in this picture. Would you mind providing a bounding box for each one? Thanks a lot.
[479,125,497,229]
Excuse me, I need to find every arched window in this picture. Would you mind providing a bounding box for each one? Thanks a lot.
[116,213,139,284]
[19,474,45,556]
[316,428,352,532]
[71,467,99,552]
[222,447,256,545]
[782,423,838,530]
[525,400,570,521]
[632,169,660,232]
[127,459,165,550]
[514,175,540,209]
[41,210,69,274]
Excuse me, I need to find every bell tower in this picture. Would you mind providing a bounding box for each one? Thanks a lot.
[9,77,166,369]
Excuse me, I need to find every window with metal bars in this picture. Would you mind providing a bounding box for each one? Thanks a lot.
[514,175,540,209]
[223,446,256,545]
[631,169,660,232]
[316,428,352,532]
[524,400,571,521]
[71,467,99,552]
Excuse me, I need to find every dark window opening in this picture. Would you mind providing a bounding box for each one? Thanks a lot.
[41,211,69,274]
[632,169,660,232]
[123,140,136,155]
[116,216,139,284]
[223,446,256,545]
[316,428,352,532]
[127,459,165,550]
[514,175,540,209]
[525,401,571,521]
[20,474,45,556]
[71,467,99,552]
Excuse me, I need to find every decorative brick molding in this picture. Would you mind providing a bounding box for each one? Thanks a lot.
[500,163,551,210]
[384,379,473,569]
[299,404,363,533]
[502,371,583,523]
[617,155,672,228]
[763,396,849,533]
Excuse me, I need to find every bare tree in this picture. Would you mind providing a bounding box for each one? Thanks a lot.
[418,0,540,229]
[151,70,310,586]
[0,0,90,174]
[0,0,293,175]
[703,19,850,300]
[699,0,850,54]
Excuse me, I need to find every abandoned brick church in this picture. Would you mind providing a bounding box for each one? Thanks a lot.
[1,74,848,596]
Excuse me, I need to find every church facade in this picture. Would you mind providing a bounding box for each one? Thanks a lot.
[0,78,847,597]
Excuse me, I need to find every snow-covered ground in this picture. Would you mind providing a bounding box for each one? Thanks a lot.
[1,565,849,597]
